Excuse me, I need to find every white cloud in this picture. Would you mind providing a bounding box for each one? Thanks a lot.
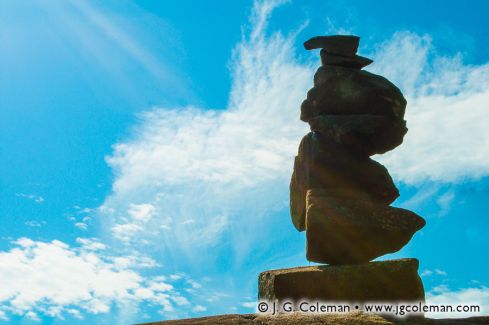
[397,184,440,210]
[76,238,106,251]
[186,279,202,290]
[108,203,158,242]
[149,282,173,292]
[26,311,41,322]
[421,268,447,277]
[436,191,455,217]
[421,270,433,277]
[370,32,489,183]
[191,305,206,313]
[426,285,489,318]
[242,301,256,309]
[74,222,88,230]
[171,296,190,306]
[128,203,155,222]
[16,193,44,203]
[24,220,44,228]
[111,255,158,270]
[0,238,202,321]
[67,308,83,319]
[111,223,143,242]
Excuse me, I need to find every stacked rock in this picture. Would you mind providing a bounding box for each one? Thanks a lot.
[258,35,426,306]
[290,35,425,265]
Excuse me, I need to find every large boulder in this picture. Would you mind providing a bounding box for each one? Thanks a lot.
[305,190,425,265]
[290,133,399,231]
[300,66,407,123]
[308,114,407,155]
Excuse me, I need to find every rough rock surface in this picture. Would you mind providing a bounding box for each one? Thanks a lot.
[290,36,421,265]
[290,133,401,231]
[258,259,424,303]
[138,313,489,325]
[321,50,373,70]
[320,52,373,69]
[300,66,407,123]
[308,114,407,155]
[305,191,426,264]
[304,35,360,55]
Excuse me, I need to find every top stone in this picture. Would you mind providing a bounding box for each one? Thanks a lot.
[304,35,360,56]
[304,35,373,69]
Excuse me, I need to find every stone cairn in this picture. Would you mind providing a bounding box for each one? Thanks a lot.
[259,35,426,305]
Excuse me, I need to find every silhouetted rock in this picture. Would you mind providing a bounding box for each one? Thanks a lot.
[305,190,425,265]
[301,66,407,123]
[259,259,424,303]
[304,35,360,56]
[303,35,373,70]
[285,34,426,312]
[320,51,374,69]
[290,36,421,266]
[308,114,407,155]
[290,132,400,231]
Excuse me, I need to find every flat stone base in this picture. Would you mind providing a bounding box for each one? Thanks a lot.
[258,259,424,303]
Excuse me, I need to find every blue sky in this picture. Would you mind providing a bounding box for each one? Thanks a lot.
[1,0,489,323]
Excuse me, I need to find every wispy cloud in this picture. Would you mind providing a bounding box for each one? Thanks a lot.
[395,184,457,217]
[421,268,448,277]
[436,190,456,216]
[16,193,44,204]
[24,220,45,228]
[74,222,88,230]
[100,0,312,270]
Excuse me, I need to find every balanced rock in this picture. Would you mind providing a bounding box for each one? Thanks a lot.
[305,190,426,265]
[320,51,373,69]
[301,66,407,124]
[290,132,400,231]
[278,35,426,306]
[308,114,407,155]
[294,132,400,201]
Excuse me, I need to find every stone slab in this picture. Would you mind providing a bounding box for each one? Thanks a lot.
[258,259,425,303]
[305,190,425,265]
